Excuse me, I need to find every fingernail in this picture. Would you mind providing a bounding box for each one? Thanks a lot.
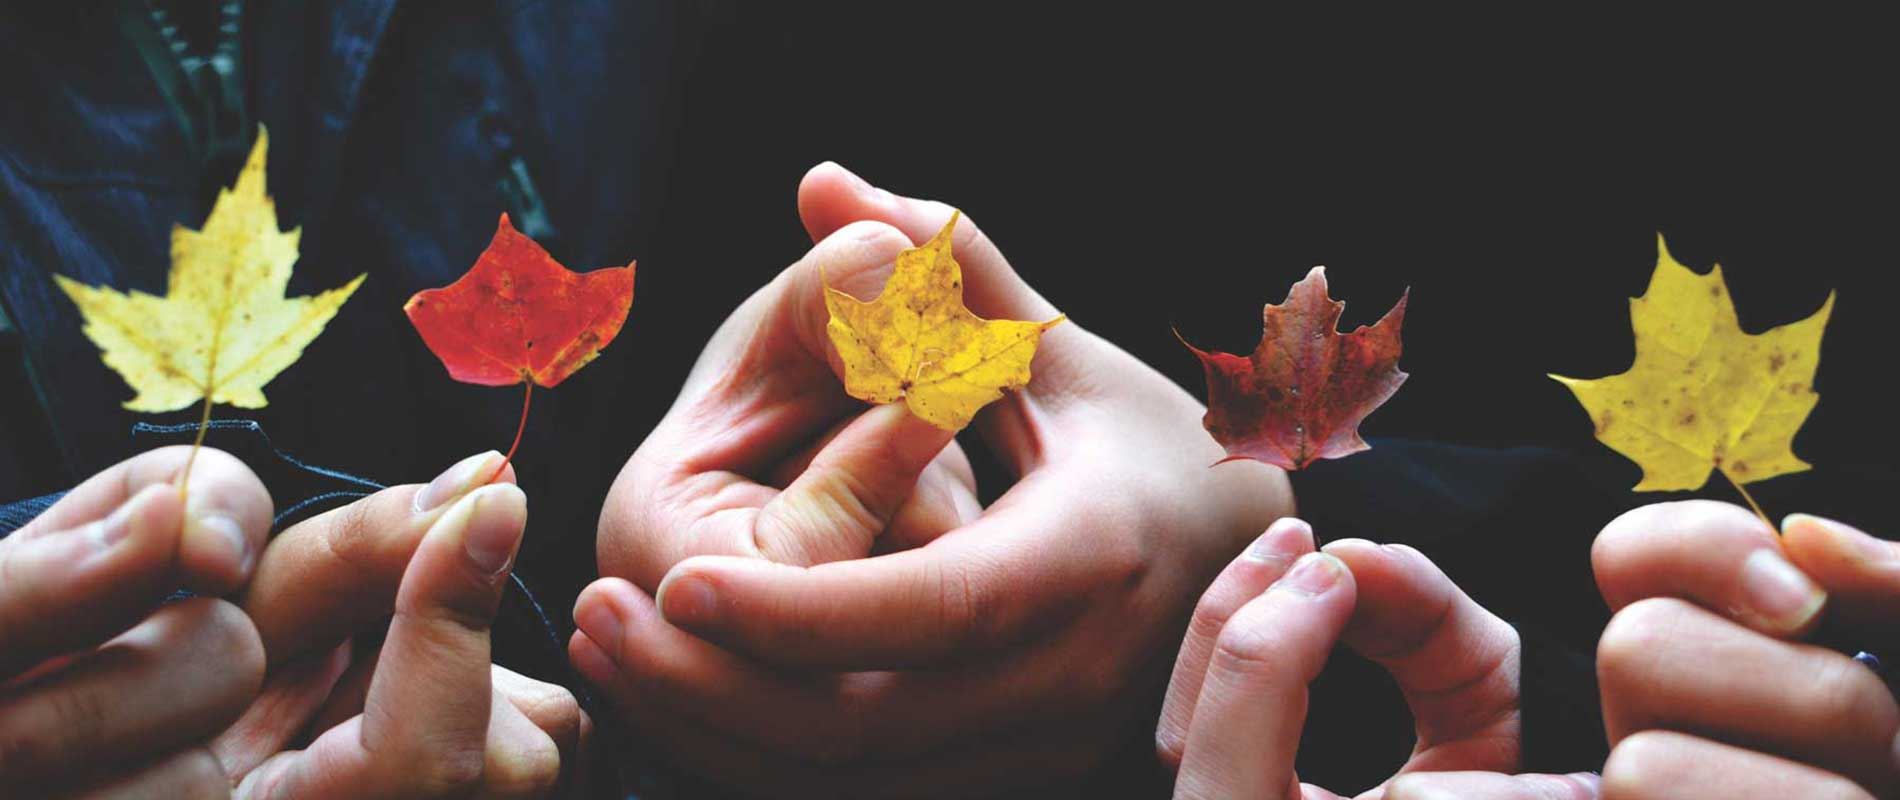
[460,485,525,576]
[1738,548,1825,629]
[1567,772,1602,793]
[91,485,164,548]
[186,511,251,575]
[415,451,504,513]
[574,594,625,655]
[1273,553,1345,596]
[1786,513,1892,563]
[658,574,718,628]
[1245,517,1312,563]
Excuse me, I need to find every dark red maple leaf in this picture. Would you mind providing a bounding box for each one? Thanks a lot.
[405,214,635,476]
[1179,267,1407,470]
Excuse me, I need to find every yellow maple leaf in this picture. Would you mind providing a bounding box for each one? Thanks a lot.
[1551,235,1833,502]
[824,212,1065,431]
[55,128,364,415]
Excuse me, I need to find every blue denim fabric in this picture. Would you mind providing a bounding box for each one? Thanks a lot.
[0,6,700,793]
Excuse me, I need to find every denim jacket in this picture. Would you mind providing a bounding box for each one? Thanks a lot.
[1,4,706,795]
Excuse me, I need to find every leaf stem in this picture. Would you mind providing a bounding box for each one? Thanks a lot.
[490,381,532,484]
[1720,469,1773,530]
[178,394,214,499]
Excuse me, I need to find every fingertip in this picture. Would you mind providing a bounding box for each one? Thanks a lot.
[797,161,894,242]
[397,483,526,626]
[1784,513,1894,569]
[573,579,636,656]
[1245,517,1315,563]
[1319,536,1380,560]
[1269,552,1354,598]
[567,631,618,687]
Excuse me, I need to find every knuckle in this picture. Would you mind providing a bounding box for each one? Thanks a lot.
[1210,617,1282,674]
[1808,653,1892,732]
[0,546,28,645]
[1602,730,1683,791]
[172,748,236,799]
[321,491,383,569]
[408,744,487,797]
[163,598,267,699]
[516,683,584,746]
[487,735,563,799]
[932,557,1006,648]
[1185,594,1233,646]
[1597,598,1692,688]
[194,599,266,680]
[932,560,980,644]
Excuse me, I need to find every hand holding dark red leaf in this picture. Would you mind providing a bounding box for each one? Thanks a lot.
[1180,267,1407,470]
[406,214,636,478]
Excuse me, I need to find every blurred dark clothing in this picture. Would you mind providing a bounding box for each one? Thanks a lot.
[2,4,1891,798]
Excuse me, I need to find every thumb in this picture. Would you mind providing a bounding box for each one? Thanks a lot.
[1782,514,1900,645]
[796,162,1063,330]
[702,402,953,568]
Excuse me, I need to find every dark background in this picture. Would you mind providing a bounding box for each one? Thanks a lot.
[646,13,1897,788]
[644,6,1896,523]
[2,5,1892,795]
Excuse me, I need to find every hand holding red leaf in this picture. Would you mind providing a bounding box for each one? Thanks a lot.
[405,214,635,478]
[1180,267,1407,470]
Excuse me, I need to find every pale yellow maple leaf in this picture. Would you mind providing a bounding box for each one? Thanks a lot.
[55,127,364,414]
[1551,236,1833,499]
[824,212,1065,431]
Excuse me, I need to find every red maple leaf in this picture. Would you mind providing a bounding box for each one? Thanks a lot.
[405,214,635,477]
[1179,267,1407,470]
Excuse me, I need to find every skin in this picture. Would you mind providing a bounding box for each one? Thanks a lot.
[0,447,586,798]
[1591,501,1895,800]
[576,162,1291,796]
[1159,518,1600,800]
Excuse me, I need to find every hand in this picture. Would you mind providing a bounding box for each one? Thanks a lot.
[1159,518,1601,800]
[575,162,1291,796]
[0,446,272,797]
[1591,501,1896,799]
[215,452,585,799]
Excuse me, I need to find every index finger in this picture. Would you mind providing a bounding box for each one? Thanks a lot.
[239,451,513,666]
[1175,553,1357,800]
[652,472,1124,669]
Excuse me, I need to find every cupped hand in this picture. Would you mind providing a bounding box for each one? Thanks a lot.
[576,163,1290,796]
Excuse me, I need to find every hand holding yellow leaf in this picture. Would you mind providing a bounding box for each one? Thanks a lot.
[1552,236,1833,521]
[55,128,364,491]
[824,212,1065,430]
